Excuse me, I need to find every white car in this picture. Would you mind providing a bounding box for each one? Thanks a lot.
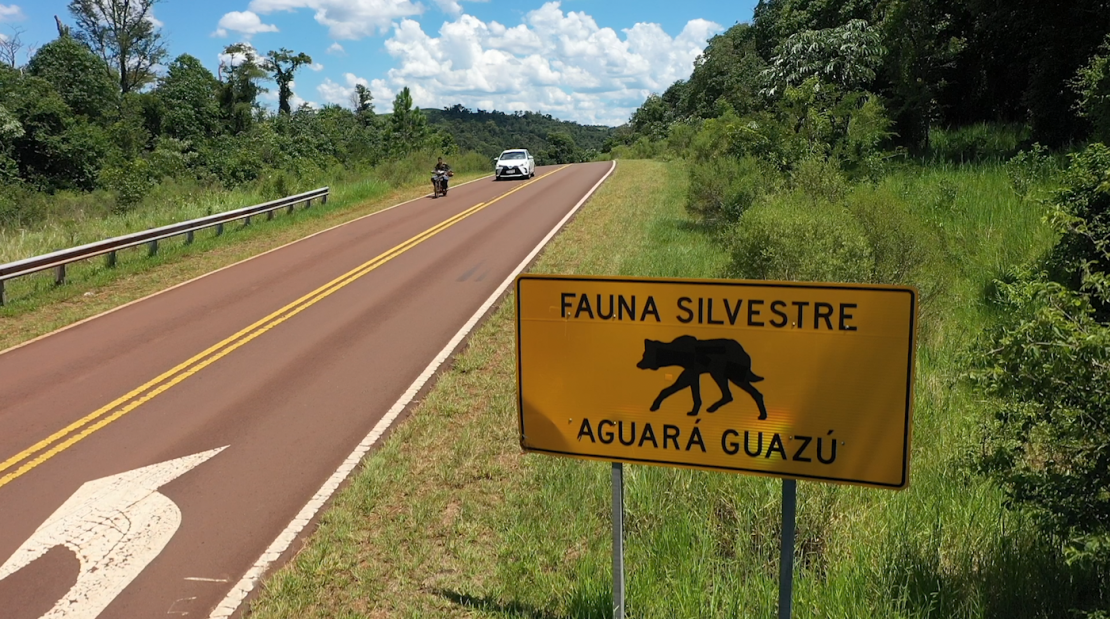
[494,149,535,180]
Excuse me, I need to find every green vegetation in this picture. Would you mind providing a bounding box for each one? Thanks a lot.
[425,105,612,164]
[601,2,1110,614]
[4,0,1110,615]
[250,1,1110,616]
[248,156,1105,618]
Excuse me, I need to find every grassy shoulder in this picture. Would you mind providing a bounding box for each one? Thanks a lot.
[0,170,488,352]
[248,157,1091,618]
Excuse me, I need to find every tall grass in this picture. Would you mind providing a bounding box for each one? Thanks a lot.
[926,123,1032,164]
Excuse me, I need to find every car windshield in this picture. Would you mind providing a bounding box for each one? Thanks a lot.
[500,152,526,160]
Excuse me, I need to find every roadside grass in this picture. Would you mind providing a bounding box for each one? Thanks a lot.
[249,158,1100,618]
[0,170,488,351]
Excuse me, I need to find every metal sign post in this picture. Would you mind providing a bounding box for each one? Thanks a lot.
[778,478,796,619]
[611,462,625,619]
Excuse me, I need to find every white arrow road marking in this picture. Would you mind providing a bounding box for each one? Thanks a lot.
[0,446,227,619]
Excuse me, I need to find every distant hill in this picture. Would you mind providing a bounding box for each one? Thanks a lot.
[424,105,615,163]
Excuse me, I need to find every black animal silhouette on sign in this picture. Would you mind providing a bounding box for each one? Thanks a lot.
[636,336,768,419]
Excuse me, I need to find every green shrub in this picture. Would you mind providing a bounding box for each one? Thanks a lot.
[1045,143,1110,312]
[99,158,155,210]
[686,156,775,224]
[1004,143,1056,199]
[728,194,874,282]
[844,184,945,298]
[790,156,849,204]
[0,186,43,228]
[971,274,1110,601]
[972,140,1110,616]
[147,138,197,181]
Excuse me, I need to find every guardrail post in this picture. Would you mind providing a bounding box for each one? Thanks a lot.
[0,279,6,306]
[107,251,117,268]
[322,193,328,205]
[55,264,66,286]
[217,223,224,236]
[306,199,313,209]
[148,240,158,257]
[267,210,274,221]
[245,215,251,226]
[186,230,194,244]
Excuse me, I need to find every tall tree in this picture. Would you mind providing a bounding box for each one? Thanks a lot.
[157,54,220,142]
[388,86,428,154]
[352,83,378,128]
[683,23,766,118]
[67,0,167,95]
[27,35,118,121]
[218,43,267,133]
[762,19,884,96]
[265,48,312,115]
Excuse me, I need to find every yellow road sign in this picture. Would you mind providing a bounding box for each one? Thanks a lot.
[515,275,918,489]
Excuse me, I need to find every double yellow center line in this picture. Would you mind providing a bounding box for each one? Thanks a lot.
[0,166,567,491]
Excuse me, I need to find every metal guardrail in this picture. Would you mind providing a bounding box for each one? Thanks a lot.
[0,187,329,305]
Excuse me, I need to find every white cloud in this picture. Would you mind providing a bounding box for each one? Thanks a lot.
[376,2,721,125]
[0,4,24,22]
[310,61,325,71]
[146,7,164,29]
[248,0,423,40]
[213,10,279,38]
[317,72,370,107]
[326,42,346,55]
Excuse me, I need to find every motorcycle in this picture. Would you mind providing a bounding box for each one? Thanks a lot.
[431,169,453,198]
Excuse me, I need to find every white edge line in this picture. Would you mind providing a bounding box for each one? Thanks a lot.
[206,160,616,619]
[0,174,494,359]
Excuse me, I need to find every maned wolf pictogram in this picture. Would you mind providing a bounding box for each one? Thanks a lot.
[636,335,768,419]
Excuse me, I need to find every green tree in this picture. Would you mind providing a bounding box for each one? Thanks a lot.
[218,43,267,134]
[683,23,766,118]
[762,19,884,96]
[68,0,167,95]
[352,83,380,129]
[158,54,220,142]
[388,87,428,154]
[265,48,312,116]
[540,131,581,164]
[26,35,118,122]
[629,94,671,140]
[1074,34,1110,144]
[6,76,108,190]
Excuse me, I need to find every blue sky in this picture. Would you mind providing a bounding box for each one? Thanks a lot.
[1,0,756,125]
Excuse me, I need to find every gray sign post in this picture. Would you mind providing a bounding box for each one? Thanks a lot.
[612,462,625,619]
[778,478,797,619]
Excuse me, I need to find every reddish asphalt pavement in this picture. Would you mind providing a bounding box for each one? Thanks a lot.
[0,161,613,618]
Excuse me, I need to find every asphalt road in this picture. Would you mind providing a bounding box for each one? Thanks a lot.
[0,161,614,619]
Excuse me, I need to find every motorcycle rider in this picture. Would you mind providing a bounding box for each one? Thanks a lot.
[432,157,452,194]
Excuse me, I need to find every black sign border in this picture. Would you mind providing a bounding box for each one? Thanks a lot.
[515,274,918,490]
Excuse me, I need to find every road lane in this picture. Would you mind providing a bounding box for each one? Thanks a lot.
[0,161,614,618]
